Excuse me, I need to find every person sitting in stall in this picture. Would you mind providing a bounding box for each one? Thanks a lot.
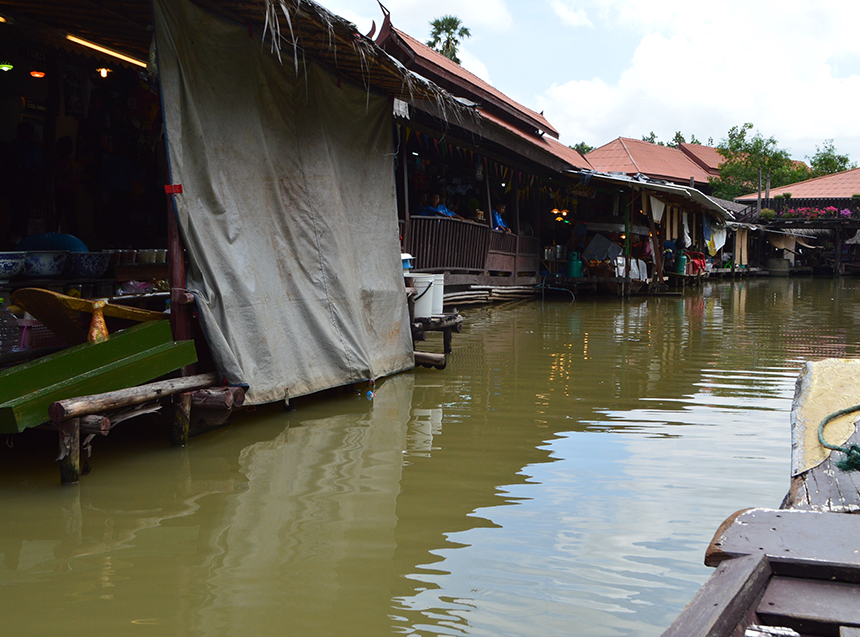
[428,192,465,220]
[492,203,511,233]
[412,191,431,217]
[567,217,587,252]
[466,189,482,218]
[448,194,477,223]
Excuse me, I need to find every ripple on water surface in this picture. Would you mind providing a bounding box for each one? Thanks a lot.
[2,278,860,637]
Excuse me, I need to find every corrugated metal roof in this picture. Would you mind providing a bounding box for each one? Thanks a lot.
[586,137,712,186]
[0,0,462,109]
[566,169,733,221]
[736,167,860,201]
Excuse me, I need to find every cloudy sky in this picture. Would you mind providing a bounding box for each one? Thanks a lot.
[317,0,860,163]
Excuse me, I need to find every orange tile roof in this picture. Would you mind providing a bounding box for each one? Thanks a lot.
[679,143,723,176]
[476,109,591,170]
[545,137,593,170]
[586,137,712,186]
[736,167,860,201]
[388,27,559,139]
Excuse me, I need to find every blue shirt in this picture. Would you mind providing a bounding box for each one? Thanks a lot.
[492,210,508,230]
[429,204,456,218]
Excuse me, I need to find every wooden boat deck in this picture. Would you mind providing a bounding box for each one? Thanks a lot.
[666,508,860,637]
[664,360,860,637]
[783,424,860,513]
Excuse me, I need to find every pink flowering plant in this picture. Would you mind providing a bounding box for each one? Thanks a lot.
[778,206,855,219]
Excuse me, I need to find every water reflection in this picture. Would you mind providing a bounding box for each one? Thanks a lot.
[3,278,860,636]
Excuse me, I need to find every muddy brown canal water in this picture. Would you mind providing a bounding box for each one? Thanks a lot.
[4,277,860,636]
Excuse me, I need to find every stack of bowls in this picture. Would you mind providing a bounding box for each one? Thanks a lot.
[0,252,25,281]
[24,251,69,278]
[137,249,158,264]
[64,252,112,279]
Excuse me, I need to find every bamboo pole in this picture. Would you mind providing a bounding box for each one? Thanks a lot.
[49,373,219,422]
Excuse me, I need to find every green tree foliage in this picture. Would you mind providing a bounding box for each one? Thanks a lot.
[427,15,471,64]
[809,139,856,176]
[709,123,812,200]
[641,131,664,146]
[666,131,702,148]
[643,131,703,148]
[571,141,594,155]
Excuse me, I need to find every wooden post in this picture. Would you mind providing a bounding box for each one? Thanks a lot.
[167,192,194,375]
[59,418,81,484]
[757,167,762,217]
[835,226,844,276]
[170,392,192,447]
[644,195,664,287]
[443,327,453,354]
[512,174,521,276]
[483,157,493,229]
[397,124,411,247]
[624,190,633,296]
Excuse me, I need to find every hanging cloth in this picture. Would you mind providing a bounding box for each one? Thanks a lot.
[649,195,665,223]
[682,211,691,247]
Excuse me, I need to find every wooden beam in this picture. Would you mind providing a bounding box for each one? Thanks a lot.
[49,372,219,422]
[190,387,242,410]
[414,351,446,369]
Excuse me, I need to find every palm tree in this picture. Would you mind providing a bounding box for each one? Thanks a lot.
[426,15,471,64]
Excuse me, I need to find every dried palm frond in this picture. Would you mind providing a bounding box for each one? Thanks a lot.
[259,0,472,124]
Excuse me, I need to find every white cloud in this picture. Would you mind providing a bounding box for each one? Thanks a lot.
[458,48,493,85]
[550,1,593,28]
[537,0,860,160]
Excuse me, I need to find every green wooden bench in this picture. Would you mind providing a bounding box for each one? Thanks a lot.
[0,320,197,434]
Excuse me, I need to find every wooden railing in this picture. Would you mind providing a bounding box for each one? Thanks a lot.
[406,218,540,276]
[766,198,860,215]
[408,217,489,271]
[489,230,517,254]
[518,235,539,256]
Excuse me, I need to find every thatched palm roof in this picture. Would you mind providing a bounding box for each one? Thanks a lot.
[0,0,462,112]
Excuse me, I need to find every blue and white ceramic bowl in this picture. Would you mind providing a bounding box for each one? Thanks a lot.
[64,252,111,278]
[24,251,69,278]
[0,252,25,281]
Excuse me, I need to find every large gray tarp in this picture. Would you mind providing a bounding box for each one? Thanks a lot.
[154,0,414,404]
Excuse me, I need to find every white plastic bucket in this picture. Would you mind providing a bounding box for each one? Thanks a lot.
[411,274,434,317]
[432,273,445,315]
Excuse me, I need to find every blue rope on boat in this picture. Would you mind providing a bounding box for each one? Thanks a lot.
[818,405,860,472]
